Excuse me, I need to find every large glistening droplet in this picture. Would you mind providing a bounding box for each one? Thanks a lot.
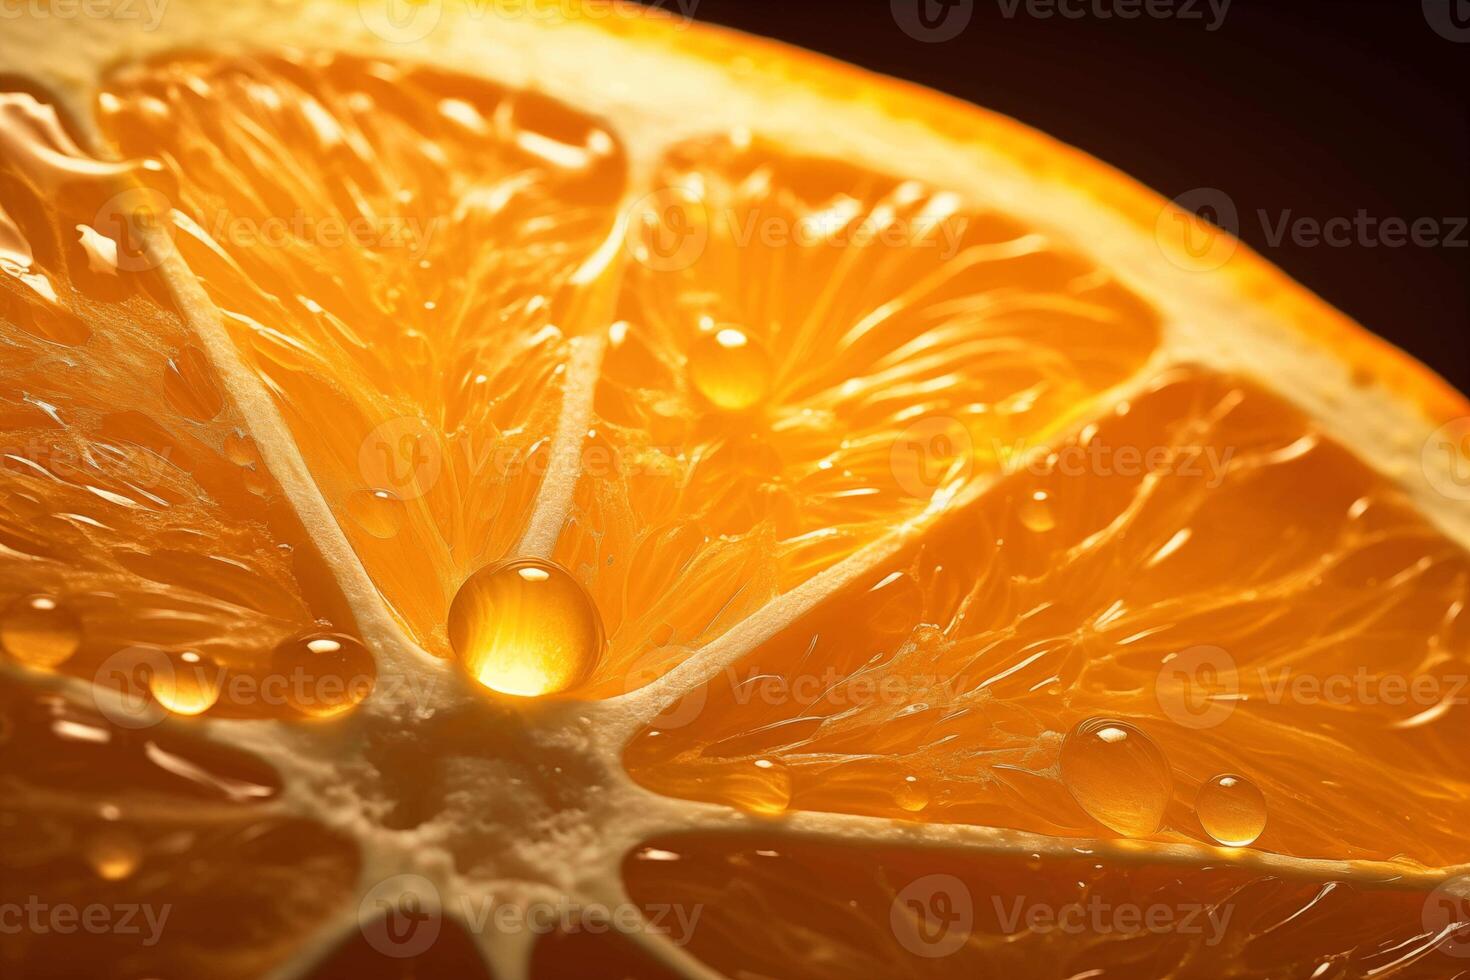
[270,631,376,719]
[0,594,82,668]
[895,774,930,814]
[1196,773,1267,847]
[345,488,405,539]
[1059,717,1171,838]
[448,558,603,698]
[148,650,222,716]
[687,326,773,412]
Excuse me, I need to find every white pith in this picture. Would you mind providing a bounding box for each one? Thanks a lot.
[2,3,1468,978]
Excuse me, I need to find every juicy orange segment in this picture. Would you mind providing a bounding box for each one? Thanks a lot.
[0,88,356,712]
[96,52,627,655]
[0,678,357,979]
[562,135,1160,694]
[0,8,1467,980]
[625,835,1464,979]
[626,367,1470,865]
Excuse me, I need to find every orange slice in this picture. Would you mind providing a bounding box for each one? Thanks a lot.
[0,3,1467,979]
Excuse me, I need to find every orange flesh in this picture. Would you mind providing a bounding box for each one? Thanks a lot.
[564,134,1160,694]
[0,89,358,716]
[0,39,1464,980]
[94,54,1161,690]
[625,836,1464,979]
[97,52,627,656]
[627,369,1470,866]
[0,678,358,979]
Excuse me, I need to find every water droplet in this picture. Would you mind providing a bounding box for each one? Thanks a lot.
[1059,717,1171,837]
[84,827,142,881]
[895,774,930,813]
[1196,773,1267,847]
[223,431,258,466]
[1019,490,1057,532]
[345,488,405,539]
[448,557,603,698]
[687,327,773,412]
[0,594,82,668]
[723,757,792,815]
[162,345,224,422]
[148,650,222,716]
[270,631,376,718]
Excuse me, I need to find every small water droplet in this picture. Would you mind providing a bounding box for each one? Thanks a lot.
[687,326,773,412]
[270,631,376,718]
[223,431,258,466]
[1,594,82,668]
[448,557,603,698]
[148,650,222,716]
[895,774,930,813]
[1059,717,1171,837]
[1019,490,1057,532]
[84,827,142,881]
[345,488,405,539]
[1196,773,1267,847]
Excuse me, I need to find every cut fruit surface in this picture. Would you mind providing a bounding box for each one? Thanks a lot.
[97,51,626,655]
[561,134,1159,694]
[626,836,1466,980]
[626,367,1470,866]
[0,3,1467,979]
[0,89,357,704]
[0,677,358,979]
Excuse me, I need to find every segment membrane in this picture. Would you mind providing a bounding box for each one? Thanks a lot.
[627,367,1470,866]
[0,87,356,712]
[97,53,627,654]
[562,135,1160,693]
[0,678,358,979]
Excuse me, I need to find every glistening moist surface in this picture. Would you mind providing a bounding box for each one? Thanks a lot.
[97,52,1164,689]
[627,368,1470,866]
[0,87,356,704]
[98,52,628,655]
[624,836,1464,979]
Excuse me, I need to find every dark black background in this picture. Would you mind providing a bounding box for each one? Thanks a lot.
[682,0,1469,394]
